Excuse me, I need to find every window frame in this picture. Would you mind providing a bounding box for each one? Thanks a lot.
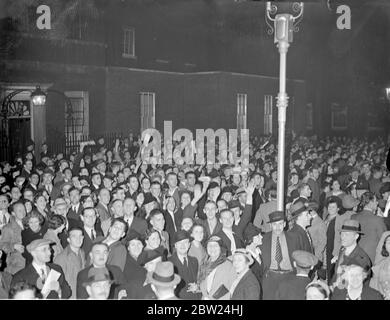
[306,102,313,130]
[264,94,273,135]
[122,27,136,58]
[64,91,89,140]
[140,92,156,132]
[236,93,247,131]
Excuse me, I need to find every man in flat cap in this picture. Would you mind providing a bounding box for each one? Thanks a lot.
[11,239,71,299]
[83,267,113,300]
[275,250,319,300]
[260,211,298,300]
[331,219,372,285]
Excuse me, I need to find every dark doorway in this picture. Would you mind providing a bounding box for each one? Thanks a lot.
[8,117,31,160]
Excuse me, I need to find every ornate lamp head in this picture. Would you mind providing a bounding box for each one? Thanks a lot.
[265,2,304,44]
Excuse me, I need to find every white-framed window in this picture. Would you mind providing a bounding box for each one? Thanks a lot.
[264,95,273,135]
[140,92,155,132]
[306,102,313,130]
[123,27,135,58]
[331,103,347,130]
[65,91,89,140]
[237,93,247,131]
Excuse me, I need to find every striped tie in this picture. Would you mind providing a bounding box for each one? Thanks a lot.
[275,236,283,269]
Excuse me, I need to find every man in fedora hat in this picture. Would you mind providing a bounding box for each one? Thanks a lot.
[288,201,314,254]
[83,267,113,300]
[351,192,386,263]
[260,211,297,300]
[326,195,357,278]
[331,219,372,285]
[76,242,126,299]
[148,261,181,300]
[275,250,319,300]
[11,239,71,299]
[169,230,200,299]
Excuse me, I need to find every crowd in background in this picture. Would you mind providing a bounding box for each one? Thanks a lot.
[0,132,389,300]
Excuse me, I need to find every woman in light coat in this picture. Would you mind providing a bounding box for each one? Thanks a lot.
[198,236,236,300]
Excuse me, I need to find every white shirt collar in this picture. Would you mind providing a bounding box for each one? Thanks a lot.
[32,262,48,277]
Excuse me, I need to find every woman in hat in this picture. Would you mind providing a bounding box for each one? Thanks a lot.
[198,236,236,300]
[188,224,207,266]
[122,232,147,283]
[305,280,330,300]
[121,249,163,299]
[230,249,261,300]
[331,264,382,300]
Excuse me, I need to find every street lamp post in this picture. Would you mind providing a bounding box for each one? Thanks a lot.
[265,2,304,211]
[386,87,390,142]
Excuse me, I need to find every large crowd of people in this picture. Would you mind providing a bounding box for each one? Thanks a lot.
[0,133,389,300]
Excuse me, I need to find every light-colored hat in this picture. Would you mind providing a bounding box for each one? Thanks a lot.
[341,219,364,234]
[231,248,254,266]
[146,261,181,287]
[26,239,54,253]
[292,250,318,268]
